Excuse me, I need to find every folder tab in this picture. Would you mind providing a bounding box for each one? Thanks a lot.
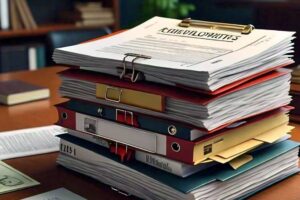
[96,83,164,112]
[254,125,294,143]
[216,140,263,160]
[229,155,253,170]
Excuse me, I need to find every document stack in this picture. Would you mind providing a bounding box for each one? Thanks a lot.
[291,67,300,122]
[53,17,299,200]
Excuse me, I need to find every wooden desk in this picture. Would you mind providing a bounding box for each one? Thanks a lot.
[0,67,299,200]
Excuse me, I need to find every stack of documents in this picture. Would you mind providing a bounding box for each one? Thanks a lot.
[53,17,294,93]
[53,17,299,199]
[290,67,300,122]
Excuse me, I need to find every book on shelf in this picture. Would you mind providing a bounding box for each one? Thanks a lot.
[1,0,37,30]
[75,2,103,11]
[0,44,46,73]
[14,0,37,29]
[75,18,115,27]
[61,9,114,21]
[59,1,114,28]
[0,0,9,29]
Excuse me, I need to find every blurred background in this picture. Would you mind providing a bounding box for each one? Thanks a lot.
[0,0,300,122]
[0,0,299,73]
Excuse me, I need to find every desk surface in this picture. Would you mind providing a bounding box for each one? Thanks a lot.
[0,67,299,200]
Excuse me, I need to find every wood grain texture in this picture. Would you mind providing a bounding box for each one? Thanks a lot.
[0,66,299,200]
[0,66,67,132]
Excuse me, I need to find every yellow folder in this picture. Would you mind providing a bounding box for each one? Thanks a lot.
[207,124,292,169]
[96,83,164,111]
[193,113,290,165]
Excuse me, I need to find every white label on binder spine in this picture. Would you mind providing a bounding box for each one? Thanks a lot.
[75,113,163,154]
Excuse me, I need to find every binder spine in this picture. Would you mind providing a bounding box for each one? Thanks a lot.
[56,100,200,141]
[56,108,197,164]
[67,128,198,177]
[56,107,76,129]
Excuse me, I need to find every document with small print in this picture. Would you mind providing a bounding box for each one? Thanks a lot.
[0,125,67,160]
[53,16,295,91]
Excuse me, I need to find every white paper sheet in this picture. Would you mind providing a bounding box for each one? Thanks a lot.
[0,125,66,160]
[57,16,295,72]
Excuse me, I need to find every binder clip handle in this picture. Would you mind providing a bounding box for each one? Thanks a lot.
[179,18,255,34]
[120,53,151,82]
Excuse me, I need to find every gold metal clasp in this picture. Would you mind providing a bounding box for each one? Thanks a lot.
[179,18,254,34]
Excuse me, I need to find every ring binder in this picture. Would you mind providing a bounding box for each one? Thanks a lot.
[171,142,181,152]
[179,18,254,34]
[168,125,177,136]
[61,112,68,120]
[120,53,151,82]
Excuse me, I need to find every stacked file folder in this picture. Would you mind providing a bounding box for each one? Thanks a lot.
[53,17,299,199]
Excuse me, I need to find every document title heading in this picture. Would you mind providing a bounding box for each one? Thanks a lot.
[158,27,241,42]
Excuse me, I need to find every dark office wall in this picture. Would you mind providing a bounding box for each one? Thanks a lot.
[187,0,254,24]
[120,0,255,28]
[120,0,142,28]
[27,0,75,24]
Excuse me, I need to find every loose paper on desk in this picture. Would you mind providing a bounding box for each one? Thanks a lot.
[0,125,67,160]
[22,188,87,200]
[0,161,39,195]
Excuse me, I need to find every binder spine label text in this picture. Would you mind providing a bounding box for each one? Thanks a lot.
[145,155,172,173]
[158,27,241,42]
[60,143,76,157]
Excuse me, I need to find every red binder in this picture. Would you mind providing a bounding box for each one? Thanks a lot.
[56,106,291,164]
[60,68,290,106]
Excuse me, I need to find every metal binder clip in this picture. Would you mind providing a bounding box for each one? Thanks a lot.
[179,18,254,34]
[116,109,134,126]
[120,53,151,82]
[111,186,131,197]
[105,86,123,103]
[120,53,131,80]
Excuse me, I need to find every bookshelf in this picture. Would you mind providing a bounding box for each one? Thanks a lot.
[0,0,120,73]
[0,24,111,39]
